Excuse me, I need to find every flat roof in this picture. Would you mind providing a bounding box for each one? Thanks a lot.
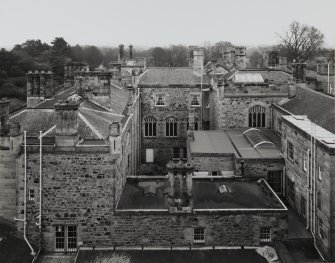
[189,129,282,159]
[189,131,238,155]
[76,249,267,263]
[117,178,285,210]
[282,115,335,148]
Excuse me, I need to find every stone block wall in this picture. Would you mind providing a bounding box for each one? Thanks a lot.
[15,149,118,250]
[241,159,285,179]
[0,138,18,220]
[188,154,236,174]
[281,119,335,260]
[141,86,201,165]
[109,211,287,247]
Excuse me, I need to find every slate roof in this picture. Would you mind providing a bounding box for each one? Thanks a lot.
[139,67,211,86]
[278,85,335,133]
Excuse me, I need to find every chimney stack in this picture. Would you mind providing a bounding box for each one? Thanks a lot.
[54,100,79,147]
[109,122,122,155]
[0,98,10,136]
[129,44,133,60]
[9,122,23,154]
[193,47,204,76]
[118,44,125,62]
[166,160,194,213]
[235,46,246,69]
[288,77,297,98]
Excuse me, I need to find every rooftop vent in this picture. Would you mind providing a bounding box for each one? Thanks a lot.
[219,184,231,194]
[144,185,156,197]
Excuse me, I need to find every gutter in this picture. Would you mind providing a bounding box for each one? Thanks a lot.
[14,131,36,255]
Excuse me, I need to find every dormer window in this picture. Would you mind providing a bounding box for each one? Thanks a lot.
[155,93,165,106]
[190,93,201,107]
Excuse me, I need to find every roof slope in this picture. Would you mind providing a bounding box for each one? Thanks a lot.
[140,67,210,86]
[279,85,335,133]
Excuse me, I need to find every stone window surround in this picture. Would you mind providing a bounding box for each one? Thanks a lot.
[248,105,266,128]
[144,117,157,137]
[165,117,178,137]
[28,188,35,201]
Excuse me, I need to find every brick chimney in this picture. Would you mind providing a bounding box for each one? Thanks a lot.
[0,98,10,136]
[235,46,246,69]
[118,44,125,63]
[193,47,204,76]
[54,100,79,147]
[166,160,194,213]
[129,44,133,59]
[109,122,122,155]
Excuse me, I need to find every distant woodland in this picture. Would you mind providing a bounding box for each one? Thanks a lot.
[0,22,333,104]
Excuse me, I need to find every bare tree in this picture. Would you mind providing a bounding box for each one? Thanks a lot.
[278,21,324,62]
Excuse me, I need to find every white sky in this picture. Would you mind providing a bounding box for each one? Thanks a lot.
[0,0,334,48]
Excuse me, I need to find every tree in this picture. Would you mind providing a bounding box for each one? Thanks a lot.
[82,46,103,68]
[151,47,169,66]
[168,45,188,67]
[278,21,324,62]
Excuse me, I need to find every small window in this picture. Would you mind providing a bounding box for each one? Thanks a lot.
[260,227,271,243]
[173,148,180,159]
[318,166,322,181]
[277,118,282,134]
[211,171,219,176]
[190,93,201,106]
[303,152,308,172]
[55,225,77,252]
[249,105,266,128]
[287,141,294,162]
[317,191,322,210]
[28,189,35,201]
[193,228,205,244]
[155,93,165,106]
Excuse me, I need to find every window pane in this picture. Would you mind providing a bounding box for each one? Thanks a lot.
[173,123,177,136]
[67,226,77,252]
[145,123,148,137]
[55,226,65,251]
[166,123,169,136]
[153,122,156,136]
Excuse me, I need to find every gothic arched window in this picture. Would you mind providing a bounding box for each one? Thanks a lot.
[249,105,266,128]
[166,117,178,137]
[144,117,156,137]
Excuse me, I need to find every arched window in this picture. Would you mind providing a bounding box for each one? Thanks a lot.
[317,191,322,210]
[144,117,156,137]
[166,117,178,137]
[249,105,266,128]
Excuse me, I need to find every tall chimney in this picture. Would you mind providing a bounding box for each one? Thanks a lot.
[193,47,204,76]
[235,46,246,69]
[129,44,133,59]
[118,44,125,62]
[54,100,79,147]
[0,98,10,136]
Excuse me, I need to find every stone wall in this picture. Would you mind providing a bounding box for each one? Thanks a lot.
[281,119,335,260]
[141,86,201,165]
[188,154,236,174]
[0,138,18,220]
[211,84,288,129]
[101,211,287,247]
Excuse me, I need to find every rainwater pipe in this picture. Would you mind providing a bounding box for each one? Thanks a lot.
[14,131,35,255]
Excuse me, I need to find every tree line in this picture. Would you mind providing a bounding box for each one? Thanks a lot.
[0,21,332,101]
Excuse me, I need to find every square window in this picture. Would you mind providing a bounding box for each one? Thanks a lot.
[155,94,165,106]
[173,148,180,159]
[193,228,205,244]
[260,227,271,243]
[28,189,35,201]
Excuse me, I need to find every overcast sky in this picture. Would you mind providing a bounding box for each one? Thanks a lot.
[0,0,334,49]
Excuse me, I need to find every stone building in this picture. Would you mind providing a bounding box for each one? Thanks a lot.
[280,116,335,260]
[138,64,211,166]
